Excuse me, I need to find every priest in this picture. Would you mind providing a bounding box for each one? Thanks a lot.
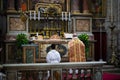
[68,33,86,62]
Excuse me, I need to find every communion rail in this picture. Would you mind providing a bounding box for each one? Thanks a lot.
[3,61,106,80]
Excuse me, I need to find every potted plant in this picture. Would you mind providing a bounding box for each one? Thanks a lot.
[16,33,29,62]
[78,33,89,58]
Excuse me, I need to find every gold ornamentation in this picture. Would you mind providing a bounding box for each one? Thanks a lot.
[35,3,62,14]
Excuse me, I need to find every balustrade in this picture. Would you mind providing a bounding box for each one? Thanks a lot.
[3,61,106,80]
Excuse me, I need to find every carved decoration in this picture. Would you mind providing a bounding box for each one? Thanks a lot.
[35,3,62,14]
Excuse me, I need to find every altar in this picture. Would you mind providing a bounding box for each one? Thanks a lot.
[22,39,95,63]
[22,39,70,63]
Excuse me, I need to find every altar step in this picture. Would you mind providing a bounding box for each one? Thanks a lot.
[102,65,120,74]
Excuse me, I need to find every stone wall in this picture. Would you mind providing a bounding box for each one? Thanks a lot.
[105,0,120,61]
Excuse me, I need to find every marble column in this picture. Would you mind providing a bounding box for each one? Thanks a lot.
[83,0,89,14]
[71,0,81,14]
[7,0,15,10]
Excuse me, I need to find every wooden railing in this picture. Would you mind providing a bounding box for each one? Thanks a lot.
[3,61,106,80]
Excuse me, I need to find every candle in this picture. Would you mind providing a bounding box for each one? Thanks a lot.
[38,11,40,20]
[65,12,67,21]
[34,11,36,20]
[30,11,32,20]
[36,32,38,36]
[69,12,71,21]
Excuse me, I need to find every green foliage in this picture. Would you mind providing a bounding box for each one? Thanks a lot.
[78,33,89,53]
[16,33,29,48]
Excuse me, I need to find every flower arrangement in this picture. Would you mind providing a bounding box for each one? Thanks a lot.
[16,33,29,48]
[78,33,89,55]
[16,33,29,62]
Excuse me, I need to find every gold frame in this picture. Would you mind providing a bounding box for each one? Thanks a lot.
[7,15,28,34]
[89,0,107,17]
[28,0,70,11]
[23,46,36,63]
[35,3,62,13]
[76,19,91,32]
[6,42,16,63]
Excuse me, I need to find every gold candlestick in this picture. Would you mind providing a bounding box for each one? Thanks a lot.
[109,23,119,65]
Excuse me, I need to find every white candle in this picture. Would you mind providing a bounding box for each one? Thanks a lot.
[34,11,36,20]
[36,32,38,36]
[38,11,40,20]
[30,11,32,20]
[69,12,71,21]
[65,12,67,21]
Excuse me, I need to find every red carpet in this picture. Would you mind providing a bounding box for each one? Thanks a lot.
[103,72,120,80]
[62,72,120,80]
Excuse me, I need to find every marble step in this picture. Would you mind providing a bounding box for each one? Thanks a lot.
[102,65,120,73]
